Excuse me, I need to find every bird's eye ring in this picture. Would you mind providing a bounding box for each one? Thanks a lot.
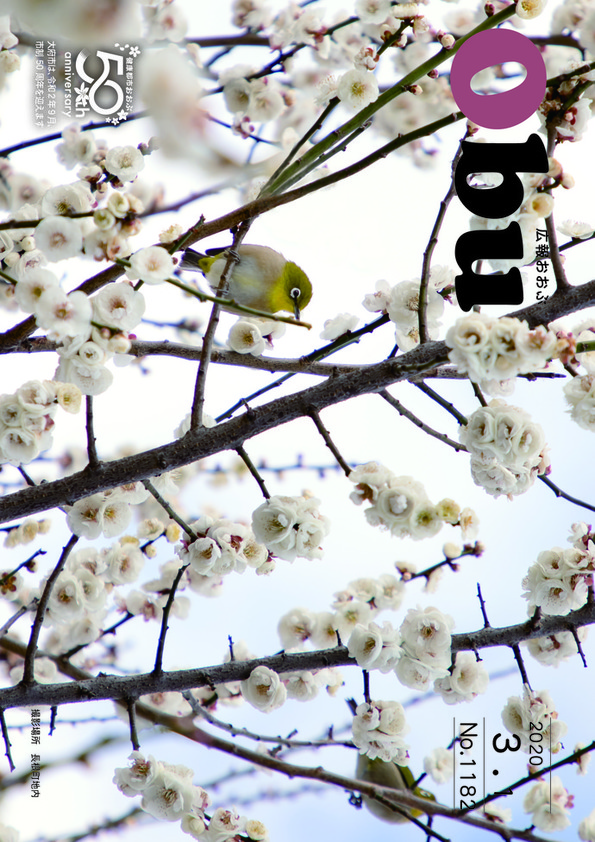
[290,287,300,300]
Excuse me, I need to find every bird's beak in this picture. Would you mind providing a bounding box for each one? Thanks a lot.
[294,300,301,321]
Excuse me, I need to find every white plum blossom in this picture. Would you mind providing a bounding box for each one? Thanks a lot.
[460,400,548,498]
[355,0,392,23]
[337,68,379,110]
[41,183,94,216]
[522,546,592,615]
[433,651,489,704]
[66,493,132,539]
[92,282,146,331]
[352,700,410,762]
[579,808,595,841]
[227,319,266,355]
[423,747,454,784]
[515,0,547,18]
[34,216,83,261]
[501,686,568,754]
[251,495,329,561]
[523,776,572,832]
[34,288,92,338]
[558,219,594,239]
[113,751,160,796]
[281,670,320,701]
[394,605,453,690]
[564,374,595,431]
[320,313,359,340]
[348,621,402,672]
[277,607,316,649]
[525,628,589,667]
[127,246,174,284]
[241,666,287,712]
[446,313,557,383]
[350,466,450,541]
[105,146,145,182]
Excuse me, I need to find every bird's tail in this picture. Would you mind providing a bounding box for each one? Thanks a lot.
[179,248,207,271]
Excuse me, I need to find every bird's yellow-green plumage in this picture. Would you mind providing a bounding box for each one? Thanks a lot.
[355,755,435,824]
[181,245,312,319]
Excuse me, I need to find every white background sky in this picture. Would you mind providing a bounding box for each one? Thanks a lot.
[1,2,595,841]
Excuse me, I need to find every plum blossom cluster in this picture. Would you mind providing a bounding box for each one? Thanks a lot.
[446,314,558,384]
[563,373,595,431]
[11,540,146,656]
[501,686,568,755]
[3,516,51,549]
[54,282,145,396]
[352,699,410,762]
[276,573,405,654]
[460,401,548,498]
[538,57,595,143]
[394,605,454,692]
[251,494,330,561]
[66,483,152,540]
[363,269,452,350]
[348,462,471,541]
[177,513,272,578]
[337,604,456,692]
[0,379,81,467]
[522,544,593,616]
[524,776,573,833]
[114,751,268,840]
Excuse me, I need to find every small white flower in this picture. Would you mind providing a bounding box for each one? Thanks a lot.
[424,747,454,784]
[579,807,595,841]
[228,319,266,355]
[320,313,359,340]
[35,288,92,338]
[141,767,195,821]
[105,146,145,182]
[241,666,286,712]
[516,0,547,19]
[92,282,145,330]
[127,246,174,284]
[34,216,82,261]
[337,68,379,110]
[355,0,392,23]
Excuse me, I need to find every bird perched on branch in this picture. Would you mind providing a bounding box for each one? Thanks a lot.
[180,244,312,320]
[356,755,436,823]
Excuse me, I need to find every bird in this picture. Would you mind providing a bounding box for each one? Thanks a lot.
[180,244,312,320]
[355,755,436,823]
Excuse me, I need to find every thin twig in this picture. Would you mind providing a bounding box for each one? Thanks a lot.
[0,709,14,771]
[413,381,469,425]
[142,479,198,540]
[538,474,595,515]
[0,600,38,639]
[379,390,467,452]
[182,691,355,749]
[510,644,531,689]
[153,562,190,675]
[236,445,270,499]
[309,410,352,476]
[126,698,140,750]
[21,534,78,685]
[190,221,253,430]
[85,395,100,469]
[419,129,470,343]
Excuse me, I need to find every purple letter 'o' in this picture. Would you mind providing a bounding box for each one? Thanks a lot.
[450,29,546,129]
